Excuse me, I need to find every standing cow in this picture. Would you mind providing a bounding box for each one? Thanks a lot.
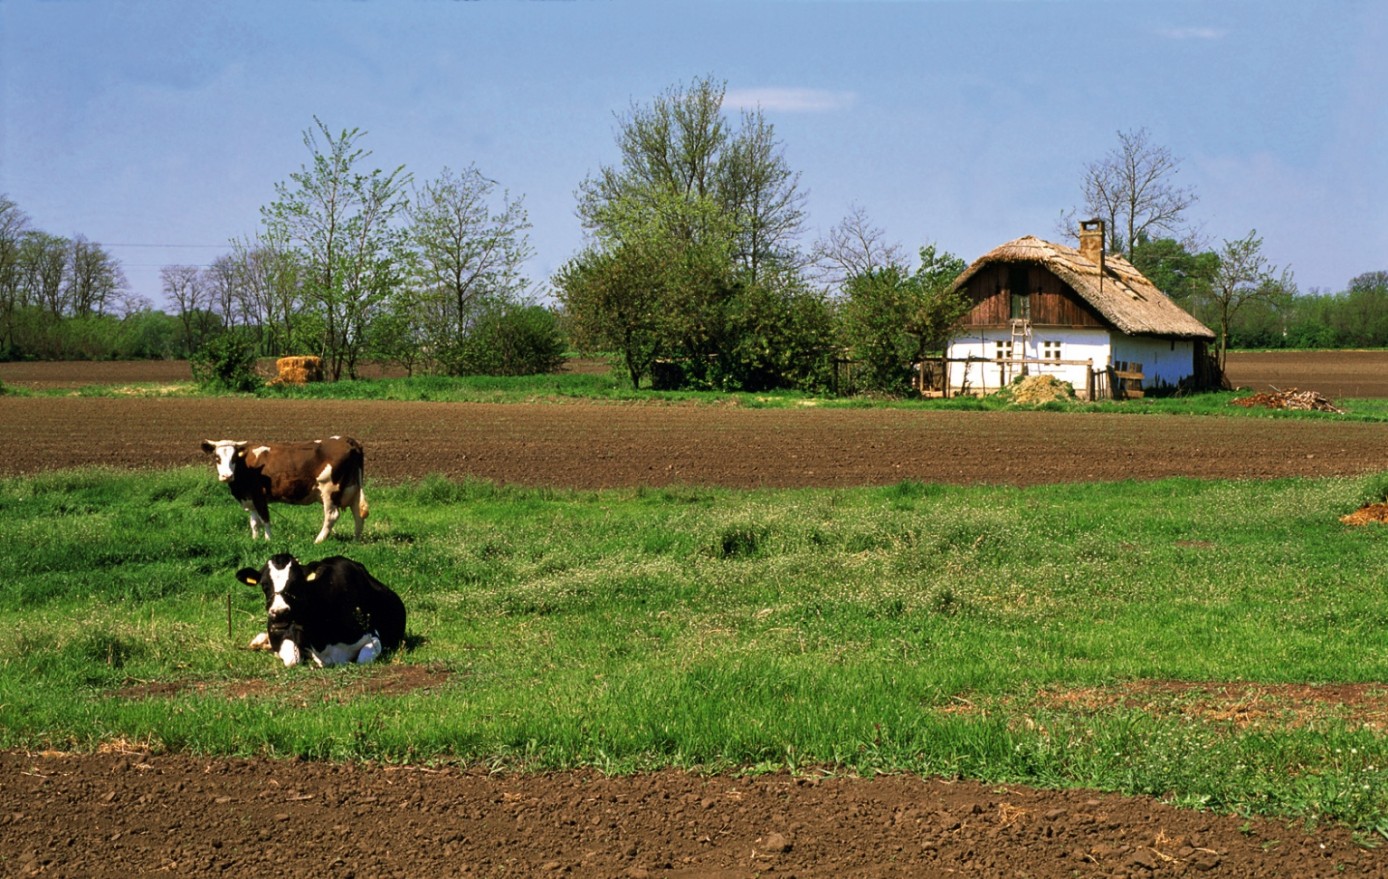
[237,553,406,668]
[201,435,368,543]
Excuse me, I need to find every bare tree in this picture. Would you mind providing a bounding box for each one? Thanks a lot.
[21,231,69,316]
[811,205,905,291]
[0,196,31,351]
[229,236,303,356]
[64,237,126,317]
[203,254,242,327]
[1073,128,1197,259]
[162,264,213,355]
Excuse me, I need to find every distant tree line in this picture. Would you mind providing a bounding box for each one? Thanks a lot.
[0,195,161,360]
[3,103,1386,395]
[0,122,561,378]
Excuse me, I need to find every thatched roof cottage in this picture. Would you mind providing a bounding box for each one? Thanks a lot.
[943,219,1216,399]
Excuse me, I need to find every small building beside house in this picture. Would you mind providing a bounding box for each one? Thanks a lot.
[941,220,1216,399]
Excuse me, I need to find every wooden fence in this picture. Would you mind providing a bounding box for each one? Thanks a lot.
[916,357,1144,401]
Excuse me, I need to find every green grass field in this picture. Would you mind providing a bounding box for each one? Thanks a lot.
[4,466,1388,831]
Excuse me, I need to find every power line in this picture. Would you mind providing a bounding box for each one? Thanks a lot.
[103,243,228,248]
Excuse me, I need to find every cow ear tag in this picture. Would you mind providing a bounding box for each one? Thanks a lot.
[238,573,259,586]
[306,571,318,581]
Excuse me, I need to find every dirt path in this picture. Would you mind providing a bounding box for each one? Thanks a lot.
[5,750,1377,878]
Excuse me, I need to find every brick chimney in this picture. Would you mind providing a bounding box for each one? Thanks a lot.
[1079,218,1105,269]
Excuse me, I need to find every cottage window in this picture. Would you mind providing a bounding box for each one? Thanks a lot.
[1042,340,1062,360]
[994,341,1013,360]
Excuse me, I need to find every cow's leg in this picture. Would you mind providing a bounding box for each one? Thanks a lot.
[248,632,271,651]
[315,467,340,544]
[314,497,340,544]
[277,639,301,667]
[241,499,270,541]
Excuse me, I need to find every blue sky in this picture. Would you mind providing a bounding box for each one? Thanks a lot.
[2,0,1385,309]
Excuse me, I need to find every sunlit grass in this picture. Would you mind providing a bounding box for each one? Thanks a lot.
[3,468,1388,829]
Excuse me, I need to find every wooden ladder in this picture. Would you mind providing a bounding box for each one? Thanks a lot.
[1009,319,1030,376]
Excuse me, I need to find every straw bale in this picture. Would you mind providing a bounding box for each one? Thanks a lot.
[270,355,324,385]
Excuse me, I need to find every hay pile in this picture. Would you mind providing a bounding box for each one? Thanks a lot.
[269,356,324,385]
[1001,374,1077,406]
[1230,388,1344,414]
[1341,503,1388,526]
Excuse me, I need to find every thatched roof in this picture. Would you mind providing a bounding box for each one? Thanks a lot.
[951,235,1215,340]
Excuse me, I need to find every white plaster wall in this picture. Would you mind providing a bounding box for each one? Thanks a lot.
[946,327,1110,396]
[1110,335,1198,389]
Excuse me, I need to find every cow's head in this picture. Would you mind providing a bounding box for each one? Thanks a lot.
[201,439,249,482]
[237,553,315,649]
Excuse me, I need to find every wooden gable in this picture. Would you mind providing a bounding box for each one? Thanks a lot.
[958,262,1108,330]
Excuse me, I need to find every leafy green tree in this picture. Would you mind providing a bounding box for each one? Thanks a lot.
[556,191,724,388]
[725,274,836,392]
[1201,230,1291,370]
[261,119,411,380]
[1324,272,1388,348]
[839,245,969,395]
[363,286,428,376]
[116,308,181,359]
[561,77,814,391]
[1130,236,1218,311]
[1227,294,1289,348]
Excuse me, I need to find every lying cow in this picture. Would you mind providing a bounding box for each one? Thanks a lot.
[201,435,368,543]
[237,554,406,668]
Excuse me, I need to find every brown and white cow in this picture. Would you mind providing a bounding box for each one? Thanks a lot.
[201,435,368,543]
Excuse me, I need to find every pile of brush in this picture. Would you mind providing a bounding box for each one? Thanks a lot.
[1230,387,1345,414]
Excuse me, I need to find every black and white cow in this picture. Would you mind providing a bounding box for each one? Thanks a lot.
[201,435,368,543]
[236,554,406,668]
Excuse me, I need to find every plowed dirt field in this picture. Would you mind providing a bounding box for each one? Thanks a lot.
[3,354,1387,878]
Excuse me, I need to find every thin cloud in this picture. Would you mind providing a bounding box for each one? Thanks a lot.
[1157,26,1227,40]
[724,87,858,113]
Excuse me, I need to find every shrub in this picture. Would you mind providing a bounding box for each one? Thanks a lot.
[190,333,262,392]
[449,303,566,376]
